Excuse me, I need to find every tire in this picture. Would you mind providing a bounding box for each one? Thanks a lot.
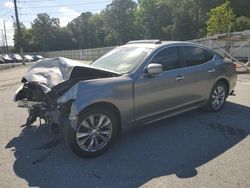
[206,81,228,112]
[66,106,119,158]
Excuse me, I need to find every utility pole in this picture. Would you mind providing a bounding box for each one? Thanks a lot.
[1,29,6,54]
[3,21,9,54]
[13,0,21,37]
[13,0,25,65]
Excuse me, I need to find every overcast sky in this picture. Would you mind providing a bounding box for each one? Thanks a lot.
[0,0,113,46]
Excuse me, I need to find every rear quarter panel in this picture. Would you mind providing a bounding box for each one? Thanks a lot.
[214,60,237,94]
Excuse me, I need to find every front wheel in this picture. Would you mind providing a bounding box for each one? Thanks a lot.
[206,81,227,112]
[66,107,119,158]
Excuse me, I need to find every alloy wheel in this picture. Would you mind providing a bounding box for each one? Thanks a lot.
[76,114,112,152]
[211,85,226,110]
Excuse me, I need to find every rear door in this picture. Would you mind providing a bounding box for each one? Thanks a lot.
[179,45,217,102]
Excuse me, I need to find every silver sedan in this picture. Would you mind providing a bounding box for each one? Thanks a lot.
[14,40,237,157]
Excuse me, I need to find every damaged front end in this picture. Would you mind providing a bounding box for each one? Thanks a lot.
[14,57,120,129]
[15,82,48,126]
[14,78,77,128]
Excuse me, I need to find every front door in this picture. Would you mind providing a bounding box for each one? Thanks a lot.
[134,46,187,121]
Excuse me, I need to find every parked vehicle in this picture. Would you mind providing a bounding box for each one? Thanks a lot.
[32,55,45,61]
[36,55,44,59]
[14,40,237,158]
[0,56,4,64]
[12,54,23,63]
[1,54,13,63]
[24,55,34,62]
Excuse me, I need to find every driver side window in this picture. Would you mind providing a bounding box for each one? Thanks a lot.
[151,47,181,71]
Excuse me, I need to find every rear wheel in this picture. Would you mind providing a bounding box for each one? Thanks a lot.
[206,81,227,112]
[67,107,119,158]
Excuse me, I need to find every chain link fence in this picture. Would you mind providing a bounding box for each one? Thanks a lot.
[36,47,115,61]
[33,31,250,64]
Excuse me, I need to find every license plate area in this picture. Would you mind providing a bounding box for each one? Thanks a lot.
[17,100,46,108]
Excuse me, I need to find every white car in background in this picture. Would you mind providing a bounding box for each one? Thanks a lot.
[24,55,34,62]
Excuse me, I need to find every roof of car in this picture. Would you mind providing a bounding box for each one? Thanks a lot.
[122,40,206,49]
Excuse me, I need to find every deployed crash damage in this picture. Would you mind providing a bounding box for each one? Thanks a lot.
[14,41,236,158]
[14,57,120,127]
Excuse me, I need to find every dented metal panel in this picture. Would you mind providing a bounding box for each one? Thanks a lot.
[24,57,85,89]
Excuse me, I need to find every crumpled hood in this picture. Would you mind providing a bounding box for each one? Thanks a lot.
[24,57,119,89]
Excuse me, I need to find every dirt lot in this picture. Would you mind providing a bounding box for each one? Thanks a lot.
[0,65,250,188]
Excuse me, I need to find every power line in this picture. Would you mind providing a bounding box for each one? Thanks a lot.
[0,7,8,12]
[20,9,102,16]
[19,1,111,8]
[19,0,54,3]
[0,10,14,18]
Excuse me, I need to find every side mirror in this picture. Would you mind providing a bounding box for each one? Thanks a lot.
[146,63,163,75]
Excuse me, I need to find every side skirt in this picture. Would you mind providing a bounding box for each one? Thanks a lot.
[122,100,206,132]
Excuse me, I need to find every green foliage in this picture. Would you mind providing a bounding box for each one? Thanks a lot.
[13,0,250,52]
[134,0,172,39]
[104,0,137,44]
[232,16,250,32]
[67,12,94,49]
[230,0,250,17]
[31,13,62,51]
[207,1,236,35]
[165,0,199,40]
[13,23,33,52]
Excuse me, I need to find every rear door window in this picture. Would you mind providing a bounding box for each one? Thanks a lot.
[181,46,214,67]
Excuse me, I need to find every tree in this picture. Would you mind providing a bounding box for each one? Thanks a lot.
[230,0,250,17]
[67,12,104,49]
[164,0,199,40]
[207,1,236,35]
[13,23,33,52]
[12,0,250,52]
[135,0,172,40]
[104,0,137,44]
[135,0,222,40]
[54,27,74,50]
[232,16,250,32]
[88,13,106,47]
[31,13,61,51]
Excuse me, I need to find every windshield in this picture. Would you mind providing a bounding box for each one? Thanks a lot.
[92,47,152,73]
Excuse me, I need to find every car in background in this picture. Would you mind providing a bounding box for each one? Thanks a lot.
[14,40,237,158]
[12,54,23,63]
[0,56,4,64]
[32,55,45,61]
[1,54,13,63]
[24,55,34,62]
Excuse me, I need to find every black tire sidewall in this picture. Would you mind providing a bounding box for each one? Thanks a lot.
[66,106,119,158]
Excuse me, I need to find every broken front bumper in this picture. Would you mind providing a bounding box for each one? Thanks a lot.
[17,100,46,108]
[14,83,78,129]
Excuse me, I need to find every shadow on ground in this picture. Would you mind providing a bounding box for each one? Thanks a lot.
[5,102,250,188]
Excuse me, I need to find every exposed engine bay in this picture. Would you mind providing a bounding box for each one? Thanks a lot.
[14,57,120,127]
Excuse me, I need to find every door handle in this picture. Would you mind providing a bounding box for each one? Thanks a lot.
[176,75,185,81]
[208,68,216,73]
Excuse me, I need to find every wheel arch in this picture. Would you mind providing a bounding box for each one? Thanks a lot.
[78,102,122,134]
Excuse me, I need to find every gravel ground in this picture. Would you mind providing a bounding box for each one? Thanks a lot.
[0,65,250,188]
